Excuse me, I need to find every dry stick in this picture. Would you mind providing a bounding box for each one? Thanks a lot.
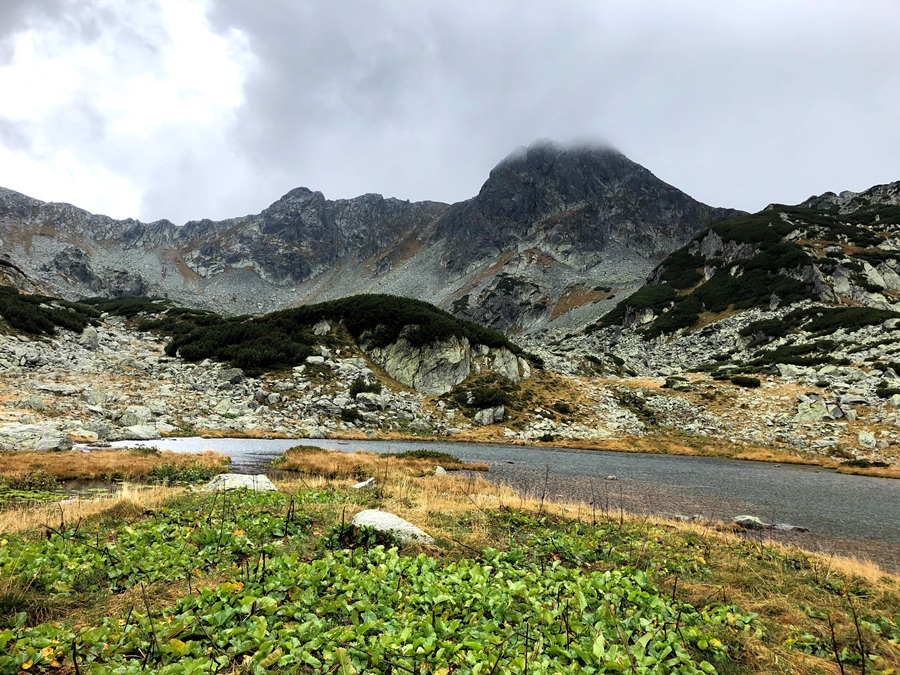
[42,523,122,564]
[827,612,846,675]
[140,582,164,666]
[71,638,81,675]
[537,465,550,517]
[607,603,638,675]
[845,593,867,675]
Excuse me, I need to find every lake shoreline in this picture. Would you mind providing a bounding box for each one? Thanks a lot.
[168,427,900,479]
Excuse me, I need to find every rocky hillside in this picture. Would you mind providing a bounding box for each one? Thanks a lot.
[0,140,737,334]
[565,180,900,365]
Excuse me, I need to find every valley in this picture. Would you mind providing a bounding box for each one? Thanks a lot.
[2,142,900,674]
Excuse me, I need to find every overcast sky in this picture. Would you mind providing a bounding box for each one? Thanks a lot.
[0,0,898,225]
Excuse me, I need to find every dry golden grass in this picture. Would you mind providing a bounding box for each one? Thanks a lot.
[274,446,488,480]
[0,484,183,534]
[0,449,229,482]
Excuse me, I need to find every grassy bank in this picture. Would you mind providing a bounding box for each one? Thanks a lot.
[271,445,489,478]
[0,450,897,674]
[0,449,229,484]
[0,450,230,509]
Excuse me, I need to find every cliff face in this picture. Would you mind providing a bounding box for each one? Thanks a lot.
[0,140,738,333]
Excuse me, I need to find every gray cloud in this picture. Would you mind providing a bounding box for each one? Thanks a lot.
[206,0,900,215]
[0,116,31,152]
[3,1,900,224]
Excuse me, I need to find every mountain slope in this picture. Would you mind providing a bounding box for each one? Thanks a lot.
[542,181,900,378]
[0,140,738,334]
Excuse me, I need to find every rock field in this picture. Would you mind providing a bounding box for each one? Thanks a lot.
[1,313,897,469]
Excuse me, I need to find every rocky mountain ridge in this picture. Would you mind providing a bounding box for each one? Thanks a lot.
[0,140,738,334]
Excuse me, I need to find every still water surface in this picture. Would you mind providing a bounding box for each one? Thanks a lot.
[114,436,900,554]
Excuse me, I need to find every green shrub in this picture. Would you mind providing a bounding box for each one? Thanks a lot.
[730,375,761,388]
[349,377,382,397]
[552,400,573,414]
[390,449,462,464]
[145,462,219,485]
[1,470,59,491]
[841,458,889,468]
[0,286,98,335]
[340,408,362,422]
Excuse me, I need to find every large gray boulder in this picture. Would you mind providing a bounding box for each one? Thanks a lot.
[34,382,79,396]
[356,392,386,410]
[201,474,278,492]
[793,401,831,423]
[733,515,769,530]
[79,326,100,350]
[367,335,471,396]
[217,368,246,384]
[349,509,434,545]
[474,406,506,425]
[119,405,153,427]
[121,425,161,441]
[0,422,73,451]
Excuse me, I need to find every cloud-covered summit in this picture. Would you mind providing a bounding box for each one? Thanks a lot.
[0,0,898,226]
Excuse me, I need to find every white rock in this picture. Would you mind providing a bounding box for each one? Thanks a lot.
[474,406,505,425]
[858,430,877,449]
[733,515,769,530]
[349,509,434,545]
[201,474,278,492]
[352,477,376,489]
[122,425,161,440]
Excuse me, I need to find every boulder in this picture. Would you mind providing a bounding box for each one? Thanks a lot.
[120,425,161,440]
[793,401,831,423]
[217,368,246,384]
[202,474,278,492]
[18,396,45,412]
[366,335,472,396]
[85,421,112,439]
[34,382,79,396]
[356,392,386,410]
[349,509,434,545]
[352,477,376,489]
[119,405,153,427]
[474,406,505,425]
[312,320,331,336]
[306,355,326,366]
[491,348,526,382]
[408,419,432,433]
[733,515,769,530]
[0,422,73,451]
[81,389,111,406]
[79,326,100,350]
[857,430,877,449]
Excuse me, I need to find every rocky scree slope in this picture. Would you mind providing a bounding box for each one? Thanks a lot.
[546,180,900,373]
[1,290,899,466]
[0,140,737,334]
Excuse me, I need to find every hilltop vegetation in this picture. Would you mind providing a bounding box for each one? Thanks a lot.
[592,201,900,340]
[0,286,99,336]
[1,291,528,376]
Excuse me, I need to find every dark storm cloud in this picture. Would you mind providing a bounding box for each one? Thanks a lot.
[206,0,900,216]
